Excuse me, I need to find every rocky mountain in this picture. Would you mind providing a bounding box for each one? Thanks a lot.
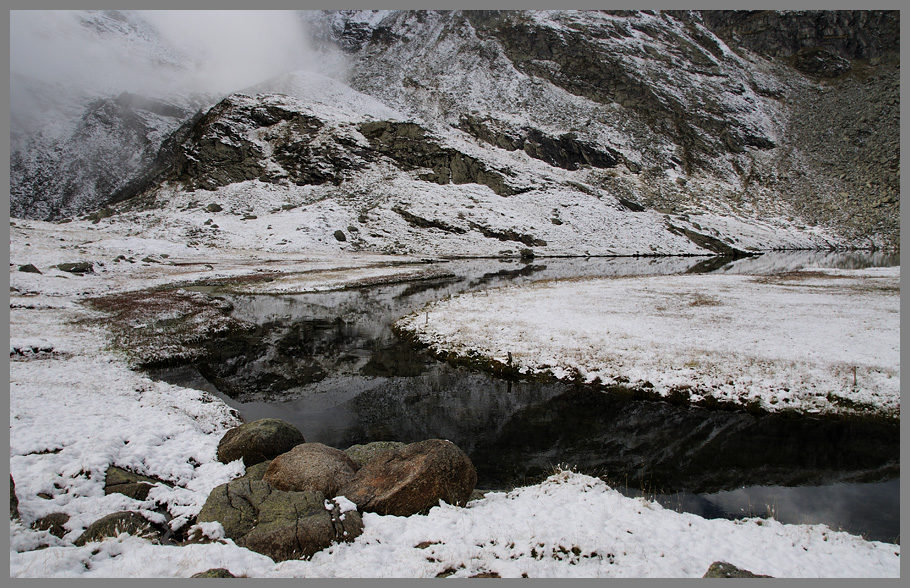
[9,9,900,254]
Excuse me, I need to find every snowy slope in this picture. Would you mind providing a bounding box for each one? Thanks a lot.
[10,9,899,253]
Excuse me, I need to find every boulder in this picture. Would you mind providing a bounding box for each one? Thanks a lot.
[73,511,162,546]
[338,439,477,516]
[31,512,70,538]
[263,443,358,497]
[241,460,272,481]
[196,479,363,562]
[18,264,41,274]
[192,568,235,578]
[10,475,19,519]
[703,561,772,578]
[344,441,406,468]
[216,418,305,466]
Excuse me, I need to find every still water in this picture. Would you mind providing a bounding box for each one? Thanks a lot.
[154,252,900,543]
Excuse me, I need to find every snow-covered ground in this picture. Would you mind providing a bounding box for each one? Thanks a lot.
[397,268,900,418]
[8,218,900,577]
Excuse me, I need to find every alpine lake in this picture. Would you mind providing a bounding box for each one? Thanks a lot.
[151,251,900,544]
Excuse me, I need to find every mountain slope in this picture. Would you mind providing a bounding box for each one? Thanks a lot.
[9,10,900,253]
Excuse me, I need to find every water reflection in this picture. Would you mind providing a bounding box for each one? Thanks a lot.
[156,251,900,544]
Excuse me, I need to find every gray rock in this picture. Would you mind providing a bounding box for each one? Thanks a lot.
[205,203,223,213]
[241,460,272,481]
[339,439,477,516]
[56,262,93,274]
[31,512,70,538]
[344,441,407,468]
[103,466,163,501]
[216,418,306,467]
[196,479,363,562]
[73,511,161,546]
[18,264,41,274]
[263,443,358,497]
[703,561,772,578]
[191,568,236,578]
[333,230,347,242]
[10,475,19,519]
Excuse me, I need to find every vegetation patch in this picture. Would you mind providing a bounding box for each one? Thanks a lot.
[84,287,256,368]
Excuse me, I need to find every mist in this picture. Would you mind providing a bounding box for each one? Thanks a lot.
[10,10,328,140]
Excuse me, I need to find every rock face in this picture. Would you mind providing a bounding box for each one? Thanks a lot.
[216,418,306,466]
[339,439,477,516]
[73,511,162,546]
[196,479,363,562]
[263,442,359,497]
[11,91,200,221]
[703,561,773,578]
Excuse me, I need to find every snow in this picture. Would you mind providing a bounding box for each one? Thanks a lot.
[397,269,900,418]
[8,216,900,577]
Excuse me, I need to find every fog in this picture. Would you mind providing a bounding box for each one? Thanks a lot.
[10,10,326,139]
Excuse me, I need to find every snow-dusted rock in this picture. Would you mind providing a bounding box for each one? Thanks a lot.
[216,418,306,467]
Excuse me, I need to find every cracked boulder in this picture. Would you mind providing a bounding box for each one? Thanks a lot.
[263,442,359,497]
[339,439,477,516]
[216,418,306,467]
[196,479,363,562]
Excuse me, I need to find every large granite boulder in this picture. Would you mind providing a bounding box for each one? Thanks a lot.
[73,511,162,546]
[196,479,363,562]
[216,418,305,466]
[338,439,477,516]
[344,441,406,468]
[263,443,359,497]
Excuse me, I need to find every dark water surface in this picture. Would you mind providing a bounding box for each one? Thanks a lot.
[154,252,900,543]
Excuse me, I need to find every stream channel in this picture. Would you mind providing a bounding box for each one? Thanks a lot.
[152,251,900,544]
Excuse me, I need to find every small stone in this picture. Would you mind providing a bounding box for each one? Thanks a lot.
[191,568,236,578]
[56,262,93,274]
[31,512,70,538]
[703,561,772,578]
[18,264,41,274]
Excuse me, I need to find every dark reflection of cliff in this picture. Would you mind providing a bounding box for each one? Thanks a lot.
[464,386,899,492]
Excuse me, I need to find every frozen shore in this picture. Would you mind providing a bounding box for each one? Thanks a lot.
[396,268,900,418]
